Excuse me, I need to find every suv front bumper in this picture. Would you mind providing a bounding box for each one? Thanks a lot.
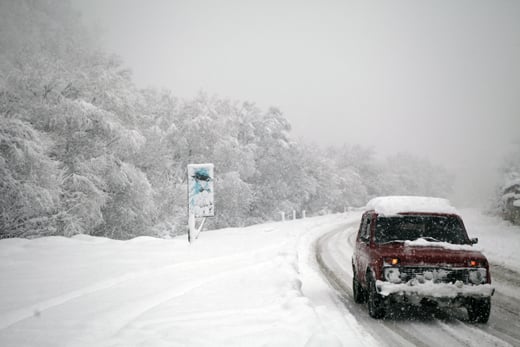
[376,279,494,306]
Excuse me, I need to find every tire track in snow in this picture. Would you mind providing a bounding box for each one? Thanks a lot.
[436,320,511,347]
[109,257,282,338]
[316,228,428,347]
[315,230,422,347]
[490,264,520,287]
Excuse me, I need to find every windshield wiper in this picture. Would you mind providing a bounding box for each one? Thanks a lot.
[379,240,406,245]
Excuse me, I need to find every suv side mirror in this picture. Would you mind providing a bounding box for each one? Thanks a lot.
[470,237,478,245]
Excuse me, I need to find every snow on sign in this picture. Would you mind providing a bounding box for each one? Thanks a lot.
[188,164,214,218]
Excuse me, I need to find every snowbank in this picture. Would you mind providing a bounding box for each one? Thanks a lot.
[366,196,458,216]
[0,214,375,347]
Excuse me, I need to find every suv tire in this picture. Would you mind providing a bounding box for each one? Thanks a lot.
[467,298,491,323]
[367,273,385,319]
[353,270,367,304]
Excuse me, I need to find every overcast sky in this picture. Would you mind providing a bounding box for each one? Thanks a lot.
[72,0,520,206]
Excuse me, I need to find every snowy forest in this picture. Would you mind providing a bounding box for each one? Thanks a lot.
[0,1,516,239]
[495,147,520,225]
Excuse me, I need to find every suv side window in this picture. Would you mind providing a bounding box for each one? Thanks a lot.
[360,214,371,243]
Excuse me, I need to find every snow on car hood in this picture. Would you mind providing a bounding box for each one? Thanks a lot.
[404,238,477,251]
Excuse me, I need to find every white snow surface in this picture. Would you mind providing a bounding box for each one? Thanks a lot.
[366,196,458,216]
[1,209,519,347]
[0,215,376,347]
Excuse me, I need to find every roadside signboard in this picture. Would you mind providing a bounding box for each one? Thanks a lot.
[187,163,214,218]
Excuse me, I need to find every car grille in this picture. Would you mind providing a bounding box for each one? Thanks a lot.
[399,267,469,284]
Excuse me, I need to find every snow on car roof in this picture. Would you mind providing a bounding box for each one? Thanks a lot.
[366,196,458,216]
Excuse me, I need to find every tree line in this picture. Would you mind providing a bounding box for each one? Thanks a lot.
[493,146,520,225]
[0,1,453,239]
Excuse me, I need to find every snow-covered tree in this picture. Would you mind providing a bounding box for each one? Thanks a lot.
[0,0,457,239]
[211,171,255,228]
[494,145,520,224]
[0,118,59,237]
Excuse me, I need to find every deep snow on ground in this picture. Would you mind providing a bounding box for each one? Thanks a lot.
[0,214,376,347]
[0,209,518,347]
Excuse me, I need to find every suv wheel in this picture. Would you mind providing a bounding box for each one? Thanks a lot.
[367,273,385,319]
[352,270,367,304]
[467,298,491,323]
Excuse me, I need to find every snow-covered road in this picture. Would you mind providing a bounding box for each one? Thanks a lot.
[1,210,519,346]
[316,209,520,347]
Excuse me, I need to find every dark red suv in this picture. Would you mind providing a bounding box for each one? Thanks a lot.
[352,196,494,322]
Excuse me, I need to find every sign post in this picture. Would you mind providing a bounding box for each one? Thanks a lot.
[187,163,214,243]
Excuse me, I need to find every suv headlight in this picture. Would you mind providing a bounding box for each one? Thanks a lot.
[468,268,487,284]
[383,267,402,283]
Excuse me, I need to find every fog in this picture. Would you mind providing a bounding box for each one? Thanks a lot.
[72,0,520,206]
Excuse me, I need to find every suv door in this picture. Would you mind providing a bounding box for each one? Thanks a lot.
[354,212,372,285]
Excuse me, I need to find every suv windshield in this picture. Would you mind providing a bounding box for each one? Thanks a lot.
[375,215,468,244]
